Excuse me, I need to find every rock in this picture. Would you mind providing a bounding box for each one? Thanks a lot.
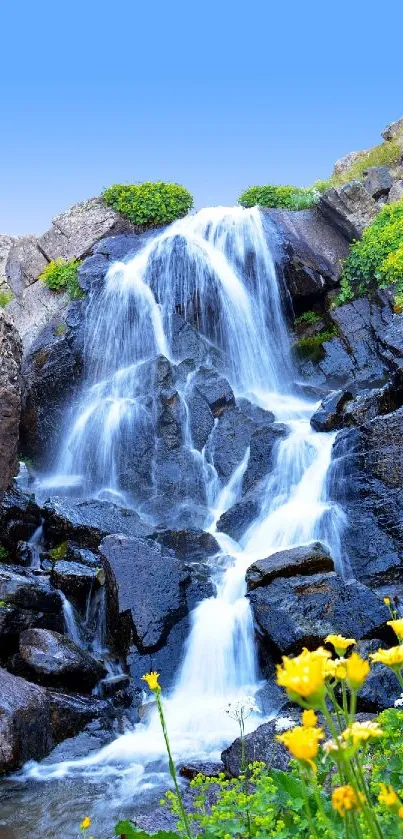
[38,197,133,263]
[0,486,42,547]
[42,498,151,551]
[6,280,69,351]
[356,639,399,712]
[170,313,220,367]
[319,181,378,240]
[191,367,235,417]
[243,423,287,493]
[76,253,110,292]
[310,389,352,431]
[217,488,262,542]
[381,117,403,142]
[387,181,403,203]
[179,761,225,780]
[341,378,403,426]
[5,237,48,296]
[246,543,334,591]
[249,572,389,655]
[51,560,101,603]
[0,234,18,292]
[221,719,291,776]
[0,667,53,774]
[0,311,22,495]
[0,566,62,614]
[18,628,105,690]
[333,150,368,176]
[269,207,350,305]
[382,313,403,364]
[364,167,393,199]
[152,529,219,561]
[48,690,113,741]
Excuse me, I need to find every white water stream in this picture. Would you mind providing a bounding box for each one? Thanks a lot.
[22,207,346,804]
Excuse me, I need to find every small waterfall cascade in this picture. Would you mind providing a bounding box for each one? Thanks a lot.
[25,207,346,792]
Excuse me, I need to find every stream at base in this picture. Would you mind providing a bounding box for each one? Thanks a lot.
[0,208,347,837]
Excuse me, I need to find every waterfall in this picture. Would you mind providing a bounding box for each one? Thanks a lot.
[59,591,83,648]
[25,207,346,789]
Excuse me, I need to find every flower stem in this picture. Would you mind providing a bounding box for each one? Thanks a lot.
[155,692,193,839]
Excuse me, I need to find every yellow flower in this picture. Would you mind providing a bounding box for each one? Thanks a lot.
[399,806,403,819]
[142,671,161,692]
[345,652,370,690]
[325,658,347,680]
[277,724,324,770]
[332,785,363,816]
[370,646,403,670]
[302,709,317,728]
[342,721,383,746]
[387,619,403,642]
[80,817,91,831]
[276,647,330,706]
[384,597,391,606]
[325,634,356,657]
[323,737,348,756]
[378,783,400,809]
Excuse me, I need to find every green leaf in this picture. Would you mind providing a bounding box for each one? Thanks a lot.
[114,822,181,839]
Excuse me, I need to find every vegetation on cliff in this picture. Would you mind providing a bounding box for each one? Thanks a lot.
[102,182,193,228]
[314,135,402,193]
[39,258,83,299]
[238,185,319,211]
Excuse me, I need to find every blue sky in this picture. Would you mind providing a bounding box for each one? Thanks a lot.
[1,0,403,234]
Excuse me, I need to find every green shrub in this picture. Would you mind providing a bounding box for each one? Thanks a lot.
[336,198,403,305]
[294,311,321,327]
[49,541,68,562]
[0,546,8,562]
[294,328,338,361]
[313,136,402,192]
[238,185,319,211]
[39,259,83,299]
[102,182,193,228]
[0,290,13,307]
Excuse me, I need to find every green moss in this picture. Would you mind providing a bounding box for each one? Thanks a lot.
[294,310,321,327]
[54,322,67,337]
[335,197,403,305]
[0,546,8,562]
[294,328,338,361]
[239,184,319,211]
[49,541,68,562]
[313,135,402,192]
[0,290,13,307]
[39,259,84,299]
[102,182,193,228]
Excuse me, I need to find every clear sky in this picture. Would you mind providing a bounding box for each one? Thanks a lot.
[1,0,403,235]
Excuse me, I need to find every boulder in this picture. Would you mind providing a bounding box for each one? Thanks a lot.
[190,367,235,417]
[333,150,368,176]
[51,560,101,603]
[246,543,334,591]
[18,628,105,690]
[5,237,48,296]
[42,498,151,551]
[381,117,403,142]
[221,719,292,776]
[38,197,133,263]
[387,181,403,203]
[319,181,378,240]
[0,667,53,774]
[0,310,22,495]
[217,488,262,542]
[151,529,219,561]
[310,389,352,431]
[356,639,399,712]
[364,167,393,199]
[0,486,42,547]
[249,572,389,655]
[0,234,18,293]
[6,280,69,351]
[0,566,62,614]
[48,689,113,742]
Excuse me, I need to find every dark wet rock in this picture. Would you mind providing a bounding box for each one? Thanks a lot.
[48,690,113,742]
[243,423,287,493]
[319,181,378,240]
[97,673,131,700]
[246,542,334,591]
[268,207,350,306]
[14,541,40,567]
[364,167,393,199]
[51,560,101,603]
[310,389,352,431]
[20,305,85,465]
[0,486,42,546]
[0,566,62,614]
[341,378,403,426]
[355,639,399,712]
[179,761,225,780]
[381,313,403,367]
[77,253,109,292]
[191,367,235,417]
[0,602,63,653]
[249,572,389,656]
[93,231,153,260]
[217,487,262,542]
[64,543,100,568]
[255,677,289,715]
[170,313,221,368]
[0,311,22,496]
[221,719,291,776]
[0,667,52,774]
[18,628,105,690]
[186,386,215,450]
[152,529,219,561]
[42,498,151,551]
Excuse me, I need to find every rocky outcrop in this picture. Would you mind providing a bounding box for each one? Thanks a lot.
[0,311,22,496]
[246,543,334,590]
[364,167,393,200]
[42,498,151,550]
[319,181,378,240]
[17,628,105,690]
[221,718,293,776]
[0,667,52,774]
[38,198,133,263]
[0,235,18,292]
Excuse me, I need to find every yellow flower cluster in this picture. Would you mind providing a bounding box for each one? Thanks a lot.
[142,671,161,692]
[370,646,403,669]
[277,723,324,771]
[387,619,403,641]
[332,785,363,816]
[325,634,356,657]
[276,647,330,706]
[345,651,370,690]
[342,720,383,746]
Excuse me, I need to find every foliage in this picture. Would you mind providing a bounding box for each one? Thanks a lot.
[0,290,13,307]
[313,136,402,192]
[39,259,83,299]
[294,311,321,327]
[0,545,8,561]
[238,184,319,211]
[54,322,67,336]
[335,198,403,305]
[294,328,338,361]
[48,541,68,562]
[115,824,179,839]
[102,182,193,228]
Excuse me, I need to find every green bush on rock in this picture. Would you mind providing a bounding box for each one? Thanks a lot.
[294,328,338,361]
[238,185,319,211]
[313,137,402,193]
[0,291,13,307]
[39,258,83,299]
[102,182,193,228]
[294,311,321,327]
[336,197,403,306]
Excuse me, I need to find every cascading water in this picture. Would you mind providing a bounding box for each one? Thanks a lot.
[16,207,347,833]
